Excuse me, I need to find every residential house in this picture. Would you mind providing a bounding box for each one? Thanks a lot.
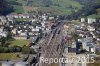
[12,28,17,35]
[0,16,7,25]
[82,37,95,53]
[87,18,96,24]
[87,26,95,31]
[81,18,86,22]
[0,31,7,37]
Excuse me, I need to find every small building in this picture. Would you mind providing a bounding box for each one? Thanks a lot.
[87,18,96,24]
[81,18,85,22]
[0,16,7,25]
[0,32,7,37]
[82,37,95,53]
[87,26,95,31]
[0,27,3,32]
[31,36,39,43]
[0,19,3,26]
[12,29,17,35]
[88,18,93,24]
[13,14,19,18]
[20,32,27,36]
[48,16,54,20]
[41,14,47,21]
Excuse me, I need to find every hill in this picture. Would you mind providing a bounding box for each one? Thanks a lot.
[69,0,100,19]
[88,0,100,18]
[0,0,13,15]
[88,8,100,18]
[8,0,83,15]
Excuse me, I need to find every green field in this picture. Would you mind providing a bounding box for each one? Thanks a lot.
[52,0,82,9]
[0,53,21,60]
[10,39,30,47]
[15,18,31,22]
[28,0,83,9]
[37,0,83,15]
[38,7,72,15]
[13,5,24,13]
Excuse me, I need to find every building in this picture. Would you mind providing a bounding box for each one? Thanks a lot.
[82,37,95,53]
[0,32,7,37]
[87,26,95,31]
[13,14,30,19]
[81,18,85,22]
[87,18,96,24]
[0,16,7,25]
[31,36,39,43]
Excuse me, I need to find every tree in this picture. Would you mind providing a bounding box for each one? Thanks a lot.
[0,0,13,15]
[22,46,36,54]
[7,31,13,41]
[68,0,100,20]
[0,37,7,46]
[0,46,4,53]
[3,47,10,53]
[22,46,30,54]
[11,46,22,52]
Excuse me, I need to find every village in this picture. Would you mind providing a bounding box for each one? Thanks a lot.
[0,13,100,66]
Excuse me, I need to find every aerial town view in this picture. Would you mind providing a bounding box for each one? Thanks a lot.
[0,0,100,66]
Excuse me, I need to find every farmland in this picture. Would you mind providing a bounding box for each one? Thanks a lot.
[10,39,31,47]
[0,53,21,60]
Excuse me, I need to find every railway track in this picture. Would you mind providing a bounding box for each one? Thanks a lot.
[40,22,64,66]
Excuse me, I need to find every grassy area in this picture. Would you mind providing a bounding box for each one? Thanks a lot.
[9,0,83,15]
[37,0,83,15]
[15,18,31,22]
[28,0,83,9]
[53,0,83,9]
[70,20,81,25]
[38,6,72,15]
[0,53,21,60]
[88,14,100,18]
[10,39,30,47]
[13,5,24,13]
